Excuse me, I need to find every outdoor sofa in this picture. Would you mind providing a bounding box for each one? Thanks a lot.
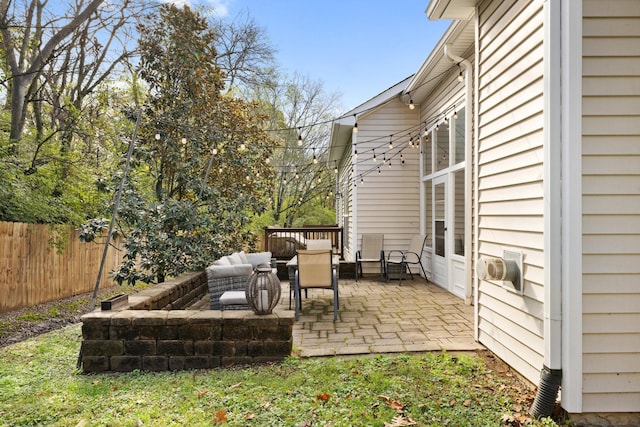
[205,251,275,310]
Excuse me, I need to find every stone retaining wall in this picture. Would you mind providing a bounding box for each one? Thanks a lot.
[80,271,294,373]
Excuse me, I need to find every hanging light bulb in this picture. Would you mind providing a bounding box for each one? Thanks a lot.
[211,146,218,155]
[382,154,387,164]
[409,136,414,148]
[458,65,464,82]
[298,127,303,146]
[352,114,358,133]
[354,145,358,158]
[295,168,299,179]
[388,161,392,168]
[239,142,246,151]
[423,122,429,137]
[389,135,393,149]
[155,132,161,140]
[360,177,364,184]
[334,161,338,174]
[265,156,270,164]
[313,148,318,164]
[378,167,381,176]
[372,150,377,162]
[409,98,415,110]
[454,110,458,119]
[181,137,187,144]
[436,123,440,131]
[401,153,405,164]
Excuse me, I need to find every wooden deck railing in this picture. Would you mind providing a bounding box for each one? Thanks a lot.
[264,225,344,260]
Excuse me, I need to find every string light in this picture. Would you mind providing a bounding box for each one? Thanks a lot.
[155,132,160,140]
[352,114,358,133]
[298,127,303,146]
[409,98,415,110]
[313,148,318,164]
[181,137,187,144]
[354,144,358,158]
[454,110,458,119]
[372,150,377,162]
[457,64,464,82]
[334,161,338,174]
[389,135,393,149]
[239,142,246,151]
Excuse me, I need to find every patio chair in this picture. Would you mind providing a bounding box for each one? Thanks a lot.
[385,234,429,283]
[294,249,339,321]
[306,239,332,250]
[355,233,385,281]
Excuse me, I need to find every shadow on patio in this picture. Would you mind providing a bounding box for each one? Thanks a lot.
[279,277,484,357]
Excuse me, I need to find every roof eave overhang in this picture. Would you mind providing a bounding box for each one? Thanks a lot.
[426,0,476,20]
[402,18,474,105]
[328,76,413,162]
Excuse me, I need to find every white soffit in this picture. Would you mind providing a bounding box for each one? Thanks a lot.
[426,0,476,20]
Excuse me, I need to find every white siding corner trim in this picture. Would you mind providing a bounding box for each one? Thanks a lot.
[560,0,583,414]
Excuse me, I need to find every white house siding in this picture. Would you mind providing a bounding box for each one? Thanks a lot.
[581,0,640,412]
[353,99,420,271]
[337,152,354,261]
[476,0,546,383]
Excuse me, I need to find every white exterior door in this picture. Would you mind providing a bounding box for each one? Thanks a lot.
[432,175,448,286]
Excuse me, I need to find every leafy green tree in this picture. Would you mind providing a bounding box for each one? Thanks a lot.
[93,4,275,284]
[250,72,340,227]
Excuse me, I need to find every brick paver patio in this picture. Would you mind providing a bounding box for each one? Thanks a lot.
[279,277,484,357]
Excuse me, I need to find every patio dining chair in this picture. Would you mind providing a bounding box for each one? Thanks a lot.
[355,233,385,281]
[294,249,339,321]
[385,234,428,283]
[306,239,332,250]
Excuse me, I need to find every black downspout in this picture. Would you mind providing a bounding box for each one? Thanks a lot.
[530,366,562,418]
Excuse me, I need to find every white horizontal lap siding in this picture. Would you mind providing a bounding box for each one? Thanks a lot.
[581,0,640,412]
[355,99,420,265]
[338,154,354,261]
[476,0,545,385]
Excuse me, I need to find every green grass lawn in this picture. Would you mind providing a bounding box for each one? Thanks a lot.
[0,325,560,426]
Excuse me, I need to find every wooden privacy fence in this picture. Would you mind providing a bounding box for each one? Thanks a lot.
[0,221,123,313]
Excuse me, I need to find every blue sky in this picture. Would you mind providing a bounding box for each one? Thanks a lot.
[188,0,451,111]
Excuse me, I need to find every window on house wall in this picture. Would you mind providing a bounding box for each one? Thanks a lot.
[453,169,465,256]
[422,133,432,176]
[454,108,465,164]
[435,125,449,172]
[424,181,432,247]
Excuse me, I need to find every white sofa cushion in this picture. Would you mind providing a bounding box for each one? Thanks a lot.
[214,256,232,266]
[206,264,252,278]
[238,250,249,264]
[245,251,272,268]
